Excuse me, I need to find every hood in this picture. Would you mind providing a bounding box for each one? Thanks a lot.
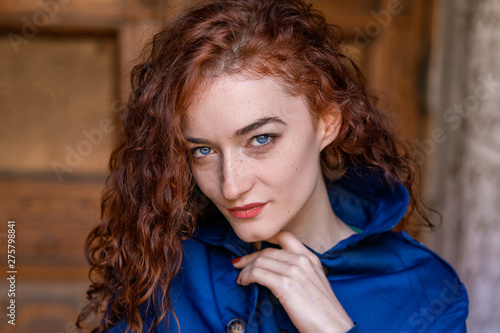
[192,164,410,258]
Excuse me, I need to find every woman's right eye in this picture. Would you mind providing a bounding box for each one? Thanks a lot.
[192,146,213,158]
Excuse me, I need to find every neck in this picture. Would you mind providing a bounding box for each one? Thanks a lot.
[283,176,356,254]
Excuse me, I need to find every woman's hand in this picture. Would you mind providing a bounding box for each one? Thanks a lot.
[232,231,354,333]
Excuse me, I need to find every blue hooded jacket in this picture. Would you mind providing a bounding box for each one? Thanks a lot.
[105,166,468,333]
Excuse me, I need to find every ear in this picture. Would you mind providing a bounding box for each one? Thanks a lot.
[318,111,341,151]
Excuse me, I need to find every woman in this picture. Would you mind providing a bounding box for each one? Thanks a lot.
[77,0,468,332]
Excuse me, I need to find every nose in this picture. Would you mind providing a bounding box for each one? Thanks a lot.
[221,153,253,201]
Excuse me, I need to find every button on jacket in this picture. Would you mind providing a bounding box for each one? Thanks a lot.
[105,166,469,332]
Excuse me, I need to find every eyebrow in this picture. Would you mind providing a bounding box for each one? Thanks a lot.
[186,116,286,144]
[234,116,286,137]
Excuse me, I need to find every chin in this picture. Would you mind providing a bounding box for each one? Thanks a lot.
[232,226,277,243]
[234,232,262,243]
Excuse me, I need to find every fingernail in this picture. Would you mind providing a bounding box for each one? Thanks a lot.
[235,273,240,283]
[231,257,241,264]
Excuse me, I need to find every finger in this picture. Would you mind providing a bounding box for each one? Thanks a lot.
[236,256,290,285]
[233,246,320,269]
[232,247,295,269]
[236,254,326,289]
[237,260,326,302]
[234,250,331,294]
[237,266,283,290]
[237,261,309,296]
[238,252,310,277]
[267,231,322,267]
[266,230,310,255]
[264,237,331,291]
[233,235,325,282]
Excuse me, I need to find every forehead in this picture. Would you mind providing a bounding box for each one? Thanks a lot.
[184,75,314,135]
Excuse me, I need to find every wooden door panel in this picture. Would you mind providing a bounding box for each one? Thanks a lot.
[0,1,433,331]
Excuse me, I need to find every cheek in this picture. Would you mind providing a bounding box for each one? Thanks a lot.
[192,163,220,200]
[264,137,321,190]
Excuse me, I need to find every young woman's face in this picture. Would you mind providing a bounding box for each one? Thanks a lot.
[184,75,338,243]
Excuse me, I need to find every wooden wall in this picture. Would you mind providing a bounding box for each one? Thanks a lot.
[0,0,434,332]
[425,0,500,330]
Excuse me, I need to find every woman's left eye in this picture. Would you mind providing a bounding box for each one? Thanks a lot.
[250,134,271,146]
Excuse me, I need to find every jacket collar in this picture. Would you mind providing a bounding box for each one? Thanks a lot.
[192,164,409,258]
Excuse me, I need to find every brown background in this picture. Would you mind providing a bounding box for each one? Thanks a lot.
[1,0,498,332]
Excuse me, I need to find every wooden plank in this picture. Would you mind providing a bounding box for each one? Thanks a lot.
[0,280,96,333]
[0,178,104,267]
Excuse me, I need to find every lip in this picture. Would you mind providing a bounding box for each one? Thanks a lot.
[228,202,267,219]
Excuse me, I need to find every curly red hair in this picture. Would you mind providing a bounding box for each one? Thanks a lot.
[77,0,430,332]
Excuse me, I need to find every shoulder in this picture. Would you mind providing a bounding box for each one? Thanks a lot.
[329,231,468,331]
[380,231,465,286]
[364,230,468,300]
[362,231,469,331]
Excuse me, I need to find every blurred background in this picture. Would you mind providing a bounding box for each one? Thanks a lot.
[0,0,499,332]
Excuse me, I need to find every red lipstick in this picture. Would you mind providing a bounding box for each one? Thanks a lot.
[228,202,267,219]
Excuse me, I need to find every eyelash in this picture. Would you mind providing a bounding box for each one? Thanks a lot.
[248,134,278,148]
[191,133,279,159]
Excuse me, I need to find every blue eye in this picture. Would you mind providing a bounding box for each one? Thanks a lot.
[193,146,212,157]
[253,135,269,145]
[199,147,211,155]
